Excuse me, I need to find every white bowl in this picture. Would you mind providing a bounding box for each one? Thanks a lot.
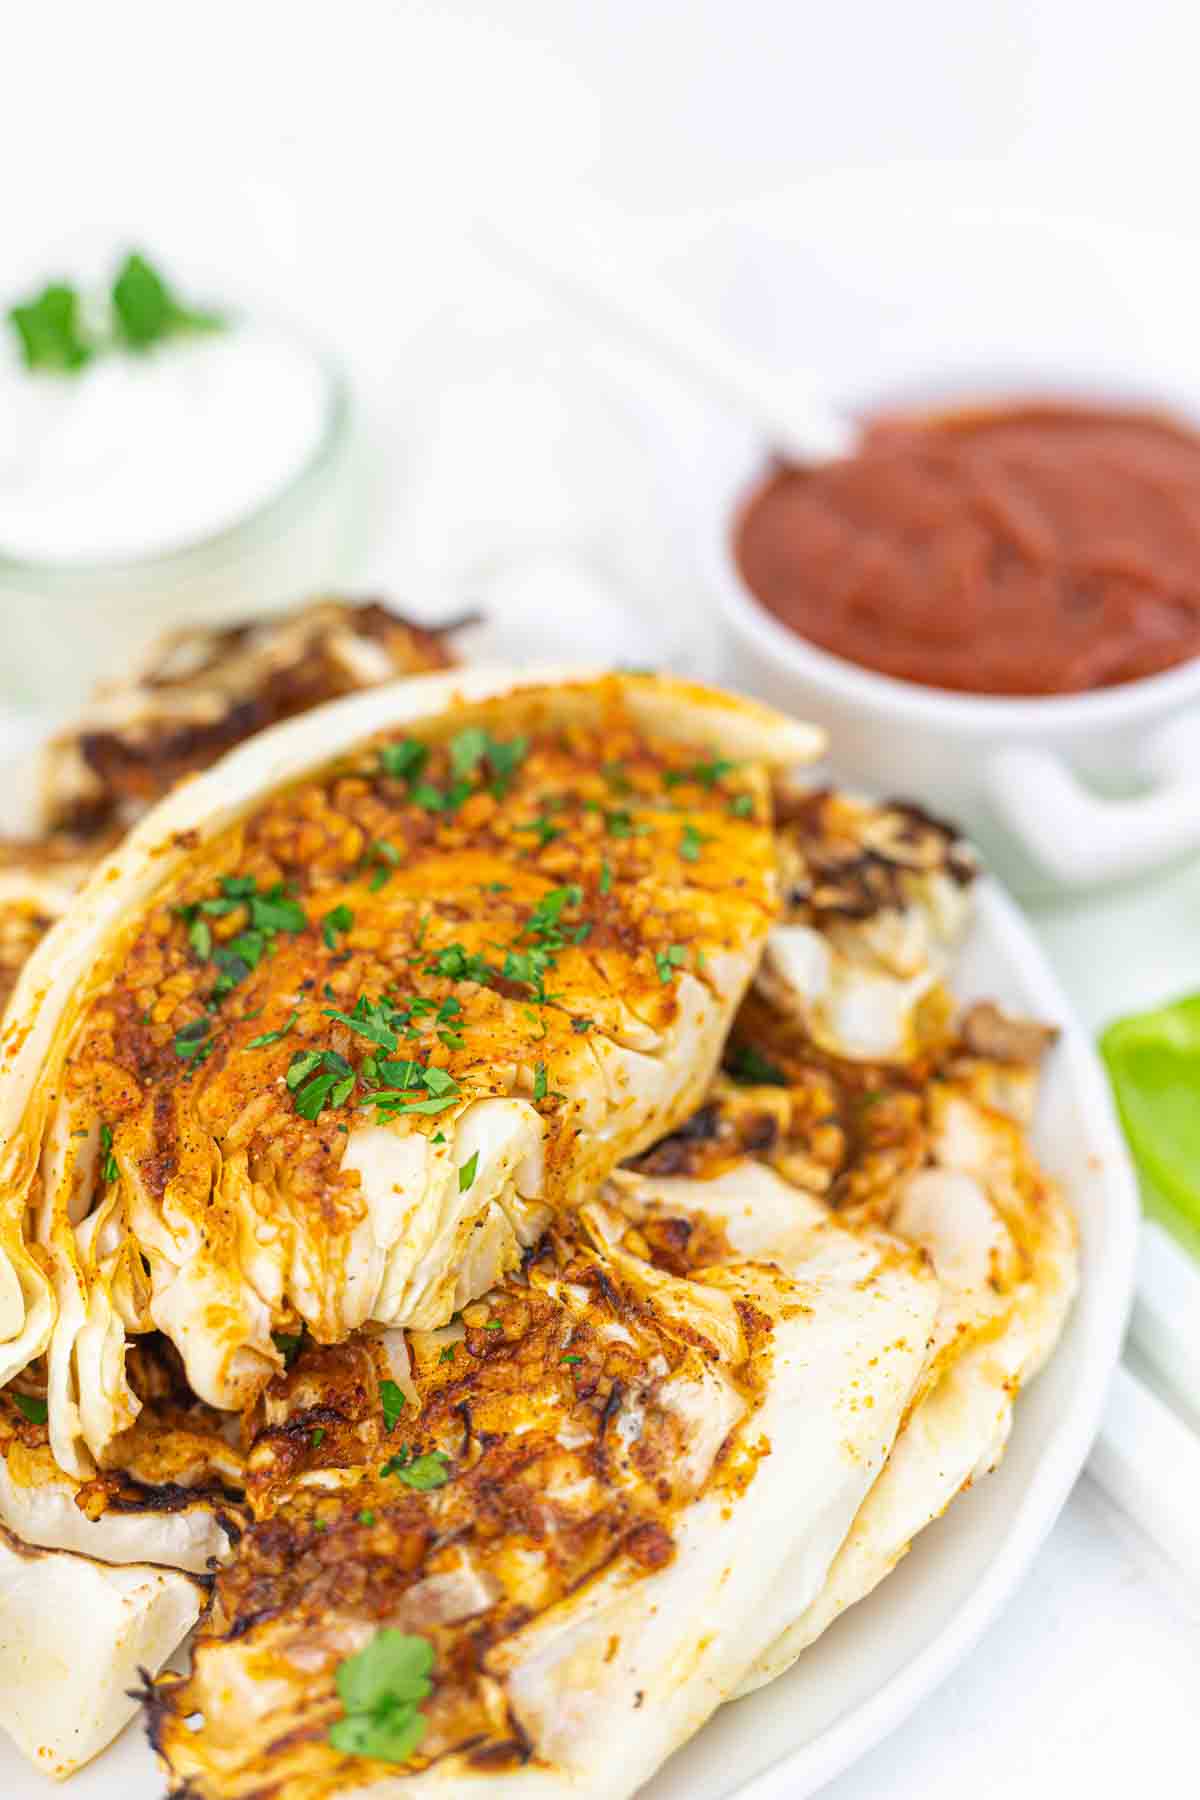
[673,173,1200,896]
[714,452,1200,896]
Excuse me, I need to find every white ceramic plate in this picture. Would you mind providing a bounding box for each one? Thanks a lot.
[0,862,1137,1798]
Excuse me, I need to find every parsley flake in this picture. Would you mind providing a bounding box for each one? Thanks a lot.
[328,1630,434,1765]
[655,945,687,984]
[458,1151,479,1192]
[323,904,354,949]
[726,1044,789,1086]
[11,1393,48,1425]
[99,1123,119,1185]
[248,1010,298,1049]
[380,1380,406,1434]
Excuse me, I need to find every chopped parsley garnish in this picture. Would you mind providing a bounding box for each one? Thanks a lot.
[679,822,707,862]
[323,904,354,949]
[438,1343,457,1364]
[8,282,93,373]
[484,1320,503,1331]
[288,1048,357,1120]
[323,994,403,1053]
[311,1427,326,1448]
[364,1060,460,1121]
[730,793,754,818]
[655,944,687,983]
[425,943,496,986]
[409,777,471,814]
[726,1044,789,1086]
[173,1017,214,1062]
[532,1061,548,1102]
[379,739,429,782]
[112,251,224,350]
[99,1123,119,1184]
[599,860,613,895]
[11,1393,48,1425]
[379,1380,406,1434]
[9,254,222,374]
[665,757,738,790]
[178,876,306,1006]
[187,916,212,960]
[502,945,557,1004]
[273,1332,304,1367]
[458,1151,479,1192]
[560,1354,583,1365]
[514,814,562,849]
[328,1629,433,1765]
[365,840,401,891]
[380,1448,451,1490]
[571,1016,592,1034]
[603,809,638,838]
[448,726,489,778]
[359,1510,377,1527]
[248,1010,298,1049]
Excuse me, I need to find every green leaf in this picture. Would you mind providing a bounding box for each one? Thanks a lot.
[188,917,212,960]
[449,726,490,778]
[425,944,496,987]
[679,823,706,863]
[335,1629,432,1714]
[323,904,354,949]
[174,1017,213,1061]
[599,860,613,895]
[8,282,93,373]
[287,1049,324,1090]
[99,1122,120,1184]
[458,1152,479,1192]
[379,739,429,782]
[726,1043,789,1086]
[655,944,687,983]
[294,1071,340,1120]
[273,1332,303,1367]
[532,1062,548,1102]
[112,251,224,350]
[329,1703,426,1765]
[248,886,307,934]
[387,1451,450,1490]
[323,1002,398,1054]
[248,1010,298,1049]
[730,793,754,818]
[12,1392,48,1425]
[1101,996,1200,1235]
[379,1379,405,1434]
[664,757,737,790]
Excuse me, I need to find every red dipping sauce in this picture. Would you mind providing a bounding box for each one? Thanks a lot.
[734,404,1200,696]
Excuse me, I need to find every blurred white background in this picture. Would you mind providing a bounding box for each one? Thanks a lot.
[4,5,1198,1796]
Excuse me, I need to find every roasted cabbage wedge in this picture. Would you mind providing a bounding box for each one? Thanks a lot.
[0,1521,204,1781]
[750,786,977,1066]
[0,1338,245,1575]
[149,1198,936,1799]
[0,599,458,1016]
[627,998,1077,1693]
[0,670,820,1481]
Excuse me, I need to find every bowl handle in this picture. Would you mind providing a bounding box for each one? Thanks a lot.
[985,711,1200,886]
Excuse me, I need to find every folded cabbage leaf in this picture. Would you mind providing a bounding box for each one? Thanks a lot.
[0,671,820,1480]
[149,1196,935,1799]
[0,1522,204,1780]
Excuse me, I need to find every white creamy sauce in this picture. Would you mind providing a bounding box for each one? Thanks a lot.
[0,323,329,564]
